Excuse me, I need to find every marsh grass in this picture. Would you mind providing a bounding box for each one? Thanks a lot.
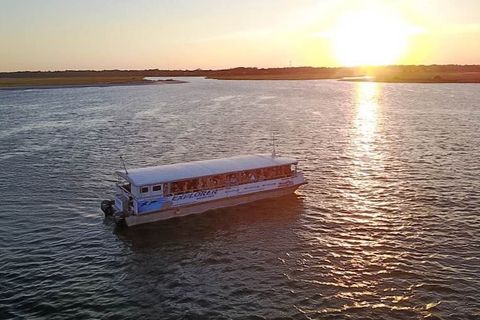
[0,76,151,88]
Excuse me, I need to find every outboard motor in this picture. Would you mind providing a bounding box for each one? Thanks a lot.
[101,200,115,216]
[113,211,126,226]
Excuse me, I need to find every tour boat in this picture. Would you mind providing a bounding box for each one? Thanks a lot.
[101,153,306,226]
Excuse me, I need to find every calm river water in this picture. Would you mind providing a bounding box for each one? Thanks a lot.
[1,78,479,319]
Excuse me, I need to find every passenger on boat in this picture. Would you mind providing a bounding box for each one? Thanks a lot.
[228,174,238,186]
[259,169,266,181]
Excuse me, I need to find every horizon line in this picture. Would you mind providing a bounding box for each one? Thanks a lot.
[2,63,480,74]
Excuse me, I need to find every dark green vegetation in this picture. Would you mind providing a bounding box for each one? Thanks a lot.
[1,65,479,89]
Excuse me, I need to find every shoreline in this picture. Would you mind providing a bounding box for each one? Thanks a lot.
[0,79,187,91]
[2,66,480,88]
[338,78,480,84]
[207,75,480,83]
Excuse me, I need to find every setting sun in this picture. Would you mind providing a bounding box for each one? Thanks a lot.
[328,8,419,66]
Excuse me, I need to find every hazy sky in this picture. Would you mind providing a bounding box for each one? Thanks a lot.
[1,0,480,71]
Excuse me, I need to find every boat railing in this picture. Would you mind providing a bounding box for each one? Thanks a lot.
[116,184,132,197]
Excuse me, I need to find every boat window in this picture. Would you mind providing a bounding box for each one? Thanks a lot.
[140,186,149,193]
[257,165,292,180]
[239,171,248,184]
[171,181,186,194]
[212,174,226,188]
[164,164,296,195]
[186,179,199,192]
[276,166,282,177]
[227,173,238,186]
[282,165,292,177]
[152,184,162,192]
[164,183,171,196]
[267,168,273,179]
[119,183,131,192]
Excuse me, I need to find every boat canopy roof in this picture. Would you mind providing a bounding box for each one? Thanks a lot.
[116,154,298,186]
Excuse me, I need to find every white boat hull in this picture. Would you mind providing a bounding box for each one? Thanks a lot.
[124,184,303,227]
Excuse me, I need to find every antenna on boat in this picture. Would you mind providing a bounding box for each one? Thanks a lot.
[271,132,277,158]
[120,155,128,175]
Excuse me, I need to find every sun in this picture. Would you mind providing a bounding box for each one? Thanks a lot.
[329,8,415,66]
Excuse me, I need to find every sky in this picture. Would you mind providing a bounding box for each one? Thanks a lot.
[1,0,480,71]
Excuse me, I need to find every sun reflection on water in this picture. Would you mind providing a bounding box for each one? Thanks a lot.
[354,82,380,151]
[348,81,385,220]
[319,81,409,314]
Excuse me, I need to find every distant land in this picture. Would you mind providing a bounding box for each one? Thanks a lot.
[0,75,186,90]
[1,65,479,89]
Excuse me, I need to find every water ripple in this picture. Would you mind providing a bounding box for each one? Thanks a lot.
[0,80,479,319]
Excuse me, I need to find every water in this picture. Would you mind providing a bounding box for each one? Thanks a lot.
[1,79,480,319]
